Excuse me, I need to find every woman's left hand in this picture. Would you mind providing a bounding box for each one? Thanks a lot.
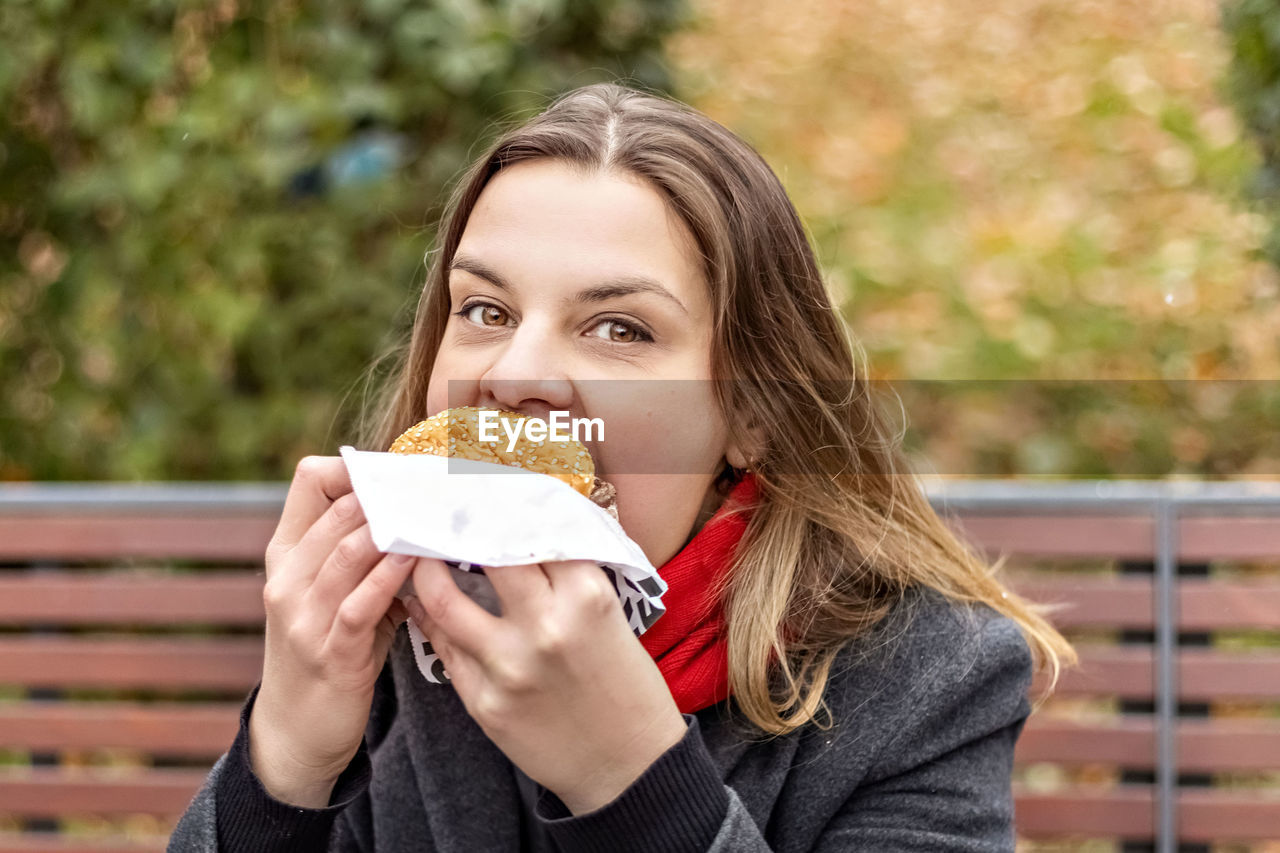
[407,557,688,815]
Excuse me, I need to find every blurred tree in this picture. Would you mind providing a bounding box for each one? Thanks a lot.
[0,0,685,480]
[669,0,1280,479]
[1223,0,1280,266]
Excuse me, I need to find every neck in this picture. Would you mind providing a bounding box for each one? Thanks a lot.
[682,485,728,550]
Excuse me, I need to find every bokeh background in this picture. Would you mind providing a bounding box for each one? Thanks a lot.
[4,3,1280,852]
[4,0,1280,484]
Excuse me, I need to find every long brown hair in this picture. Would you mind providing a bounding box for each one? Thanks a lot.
[361,82,1077,735]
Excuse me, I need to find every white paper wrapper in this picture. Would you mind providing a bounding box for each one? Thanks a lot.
[339,446,667,685]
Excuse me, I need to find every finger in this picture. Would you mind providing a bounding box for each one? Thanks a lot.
[540,560,613,596]
[540,561,626,621]
[482,563,551,620]
[415,607,482,689]
[270,457,353,556]
[328,551,418,652]
[369,594,409,666]
[306,522,383,612]
[385,598,409,628]
[283,492,369,591]
[412,557,501,659]
[372,597,408,666]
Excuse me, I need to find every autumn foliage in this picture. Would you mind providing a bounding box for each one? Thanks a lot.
[2,0,1277,479]
[670,0,1280,478]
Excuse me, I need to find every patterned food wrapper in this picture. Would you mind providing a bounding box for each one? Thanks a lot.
[339,446,666,685]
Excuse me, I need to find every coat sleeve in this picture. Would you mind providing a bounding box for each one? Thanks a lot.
[167,755,225,851]
[806,612,1034,852]
[708,610,1034,852]
[165,688,374,853]
[167,663,398,852]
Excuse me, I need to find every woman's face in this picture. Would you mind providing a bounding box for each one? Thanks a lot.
[426,159,745,567]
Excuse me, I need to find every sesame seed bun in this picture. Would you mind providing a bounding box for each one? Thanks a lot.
[388,406,595,497]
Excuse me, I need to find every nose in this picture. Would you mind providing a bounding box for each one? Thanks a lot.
[476,319,574,419]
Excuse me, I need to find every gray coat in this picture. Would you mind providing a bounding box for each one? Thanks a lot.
[170,584,1033,851]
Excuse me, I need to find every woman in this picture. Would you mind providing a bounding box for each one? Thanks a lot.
[172,82,1075,851]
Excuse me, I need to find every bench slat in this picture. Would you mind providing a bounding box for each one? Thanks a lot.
[6,569,1274,632]
[1034,645,1152,697]
[1036,645,1280,700]
[952,516,1155,558]
[1017,717,1154,766]
[5,512,1272,562]
[1180,787,1280,841]
[0,573,264,626]
[5,639,1271,698]
[1180,647,1280,700]
[0,637,262,691]
[1010,575,1151,628]
[0,768,208,818]
[20,508,1269,562]
[952,514,1280,560]
[1017,717,1280,771]
[1010,575,1280,630]
[1014,788,1152,836]
[1180,516,1280,560]
[6,569,1275,632]
[3,774,1275,842]
[0,517,276,561]
[1014,788,1280,841]
[0,702,240,757]
[0,834,166,853]
[1179,579,1280,631]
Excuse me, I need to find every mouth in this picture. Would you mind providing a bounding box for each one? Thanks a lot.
[391,405,618,519]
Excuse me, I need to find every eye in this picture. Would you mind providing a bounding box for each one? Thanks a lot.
[587,318,653,344]
[456,301,513,327]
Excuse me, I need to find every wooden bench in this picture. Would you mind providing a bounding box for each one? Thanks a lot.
[1,481,1278,851]
[936,481,1280,849]
[0,484,279,853]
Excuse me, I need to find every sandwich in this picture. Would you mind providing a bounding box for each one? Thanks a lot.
[389,406,618,519]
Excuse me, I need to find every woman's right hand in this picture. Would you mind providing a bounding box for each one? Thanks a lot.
[248,456,416,807]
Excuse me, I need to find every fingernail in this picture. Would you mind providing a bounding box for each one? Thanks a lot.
[390,552,415,566]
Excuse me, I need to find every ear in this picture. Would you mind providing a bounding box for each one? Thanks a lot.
[725,421,766,470]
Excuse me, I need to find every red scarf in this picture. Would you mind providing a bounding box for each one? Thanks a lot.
[640,473,759,714]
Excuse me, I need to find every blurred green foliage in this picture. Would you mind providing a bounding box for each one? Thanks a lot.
[1224,0,1280,265]
[6,0,1278,482]
[0,0,684,480]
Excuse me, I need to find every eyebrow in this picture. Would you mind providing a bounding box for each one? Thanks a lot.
[448,255,689,316]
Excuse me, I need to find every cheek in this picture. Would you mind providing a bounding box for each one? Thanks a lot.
[608,473,712,567]
[424,383,446,420]
[424,350,482,417]
[589,382,728,480]
[424,364,447,418]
